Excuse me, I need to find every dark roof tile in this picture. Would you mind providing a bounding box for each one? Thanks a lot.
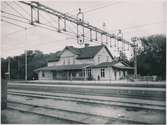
[77,45,104,59]
[35,64,92,71]
[47,51,62,62]
[47,44,113,61]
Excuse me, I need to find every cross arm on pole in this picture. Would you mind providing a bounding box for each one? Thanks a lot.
[19,1,134,47]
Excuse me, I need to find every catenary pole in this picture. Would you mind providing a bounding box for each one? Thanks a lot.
[8,58,10,80]
[131,37,138,79]
[25,50,27,80]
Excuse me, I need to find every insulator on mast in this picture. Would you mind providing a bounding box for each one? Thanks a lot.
[117,40,119,51]
[36,2,40,23]
[110,37,112,48]
[116,29,123,51]
[30,4,34,25]
[30,2,40,24]
[76,8,84,45]
[95,31,98,41]
[77,8,84,22]
[105,36,108,45]
[114,39,117,52]
[90,29,93,42]
[122,42,124,51]
[101,34,103,44]
[114,39,116,47]
[81,26,84,43]
[76,26,79,44]
[117,29,123,41]
[128,43,130,51]
[63,19,66,31]
[58,16,61,32]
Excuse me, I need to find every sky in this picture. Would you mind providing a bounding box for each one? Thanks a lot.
[1,0,166,58]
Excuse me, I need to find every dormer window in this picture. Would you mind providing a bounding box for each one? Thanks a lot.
[101,68,105,77]
[73,58,75,64]
[63,59,65,65]
[42,71,45,77]
[68,58,70,64]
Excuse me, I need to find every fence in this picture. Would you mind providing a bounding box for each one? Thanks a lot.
[126,75,159,81]
[1,79,7,109]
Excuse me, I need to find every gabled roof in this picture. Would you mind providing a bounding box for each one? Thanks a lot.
[35,64,92,72]
[47,51,62,62]
[63,46,80,55]
[112,65,134,70]
[77,45,114,59]
[77,45,104,59]
[92,60,134,70]
[91,61,118,68]
[48,44,113,62]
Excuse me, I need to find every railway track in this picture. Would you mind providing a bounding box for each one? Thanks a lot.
[8,83,166,101]
[7,82,166,124]
[8,90,165,111]
[8,101,147,124]
[7,91,165,124]
[8,81,166,88]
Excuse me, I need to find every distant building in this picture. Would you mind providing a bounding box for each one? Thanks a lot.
[35,44,133,80]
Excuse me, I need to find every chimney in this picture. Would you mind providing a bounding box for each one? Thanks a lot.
[84,43,89,47]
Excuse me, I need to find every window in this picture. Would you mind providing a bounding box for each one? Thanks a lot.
[68,58,70,64]
[101,68,105,77]
[73,58,75,64]
[63,72,66,77]
[79,72,82,77]
[119,71,121,76]
[83,70,85,76]
[63,59,65,65]
[42,71,45,77]
[98,56,100,64]
[72,72,76,77]
[87,68,91,77]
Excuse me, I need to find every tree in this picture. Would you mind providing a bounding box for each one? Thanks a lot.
[1,50,48,80]
[119,50,128,62]
[130,34,166,80]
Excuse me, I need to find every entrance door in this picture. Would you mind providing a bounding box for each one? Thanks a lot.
[53,71,57,80]
[114,71,117,80]
[123,71,125,78]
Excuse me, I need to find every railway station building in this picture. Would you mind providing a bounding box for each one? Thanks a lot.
[35,44,133,80]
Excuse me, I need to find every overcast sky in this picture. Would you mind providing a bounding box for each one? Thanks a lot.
[1,0,166,58]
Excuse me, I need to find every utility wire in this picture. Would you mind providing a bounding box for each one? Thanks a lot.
[40,12,55,25]
[4,2,28,20]
[2,15,30,24]
[2,21,104,56]
[40,12,77,35]
[2,15,112,47]
[13,1,31,17]
[2,24,77,54]
[39,22,76,37]
[46,13,78,35]
[109,20,167,33]
[1,10,29,21]
[2,38,74,55]
[65,1,116,14]
[2,15,76,38]
[2,6,111,47]
[2,13,76,38]
[1,19,27,29]
[84,1,122,13]
[65,23,77,35]
[3,26,35,37]
[2,23,77,53]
